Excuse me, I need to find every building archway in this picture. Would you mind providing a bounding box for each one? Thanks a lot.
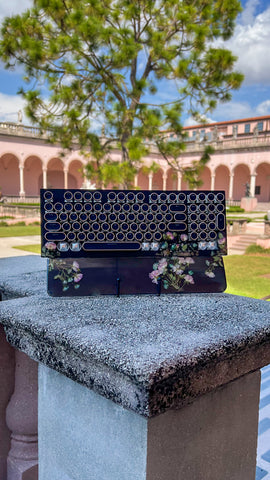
[68,160,84,189]
[215,165,230,198]
[0,153,20,195]
[198,166,211,190]
[152,169,163,190]
[166,168,178,190]
[137,168,149,190]
[24,156,43,196]
[46,158,64,188]
[255,162,270,202]
[233,164,250,200]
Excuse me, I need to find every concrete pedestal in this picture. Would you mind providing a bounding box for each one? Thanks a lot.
[0,256,270,480]
[39,366,260,480]
[240,196,258,212]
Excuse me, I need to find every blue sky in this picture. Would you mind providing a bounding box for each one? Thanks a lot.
[0,0,270,126]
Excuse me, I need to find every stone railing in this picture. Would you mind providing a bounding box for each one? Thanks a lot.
[227,219,248,235]
[0,120,270,153]
[0,255,270,480]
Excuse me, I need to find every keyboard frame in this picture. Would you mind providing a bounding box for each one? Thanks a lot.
[40,189,227,259]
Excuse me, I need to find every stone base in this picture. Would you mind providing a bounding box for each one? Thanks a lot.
[240,196,258,211]
[7,457,38,480]
[39,365,260,480]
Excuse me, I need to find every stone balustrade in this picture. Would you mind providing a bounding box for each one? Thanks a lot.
[0,255,270,480]
[227,218,248,235]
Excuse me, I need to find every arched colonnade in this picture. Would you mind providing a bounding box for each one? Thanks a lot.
[1,151,270,202]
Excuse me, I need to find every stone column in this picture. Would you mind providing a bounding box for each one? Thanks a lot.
[6,351,38,480]
[19,166,25,198]
[162,173,167,191]
[0,326,15,480]
[210,174,215,191]
[64,169,68,189]
[177,172,182,191]
[42,168,47,189]
[229,173,234,200]
[134,174,138,188]
[250,173,257,197]
[148,173,153,191]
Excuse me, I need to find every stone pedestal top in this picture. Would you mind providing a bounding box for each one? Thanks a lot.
[0,256,270,417]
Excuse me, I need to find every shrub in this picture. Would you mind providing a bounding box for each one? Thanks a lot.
[245,244,270,255]
[226,206,245,213]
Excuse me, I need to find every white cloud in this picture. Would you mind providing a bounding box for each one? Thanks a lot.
[224,6,270,85]
[0,0,32,23]
[0,93,26,123]
[240,0,261,25]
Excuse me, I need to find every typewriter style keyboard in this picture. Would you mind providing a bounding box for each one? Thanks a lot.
[41,189,227,258]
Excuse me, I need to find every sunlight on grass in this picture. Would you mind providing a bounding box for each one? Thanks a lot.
[12,244,41,254]
[224,255,270,299]
[0,225,40,237]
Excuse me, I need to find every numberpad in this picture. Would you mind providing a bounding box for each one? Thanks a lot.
[41,189,227,258]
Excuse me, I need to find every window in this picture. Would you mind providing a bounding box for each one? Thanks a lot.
[192,131,196,137]
[244,124,250,133]
[255,186,261,195]
[257,121,263,132]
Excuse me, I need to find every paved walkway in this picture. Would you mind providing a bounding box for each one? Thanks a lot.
[0,235,40,258]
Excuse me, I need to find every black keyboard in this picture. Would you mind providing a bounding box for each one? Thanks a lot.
[40,189,227,258]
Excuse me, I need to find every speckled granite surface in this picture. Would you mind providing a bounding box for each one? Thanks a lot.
[0,256,270,417]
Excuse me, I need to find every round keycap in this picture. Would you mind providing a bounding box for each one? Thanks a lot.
[208,213,216,221]
[123,203,130,212]
[208,204,216,212]
[117,192,126,202]
[198,193,206,202]
[97,232,105,241]
[158,222,166,231]
[87,232,96,241]
[127,213,135,222]
[150,193,158,202]
[103,203,111,212]
[99,213,107,222]
[199,214,207,221]
[106,232,115,241]
[116,232,125,241]
[199,204,207,212]
[209,222,216,230]
[160,204,168,213]
[44,191,53,201]
[111,223,119,231]
[44,203,53,211]
[189,204,197,213]
[151,204,159,213]
[113,203,121,212]
[101,223,110,232]
[74,203,83,212]
[70,213,78,222]
[144,232,152,241]
[94,203,102,212]
[78,232,86,241]
[64,191,73,201]
[64,203,73,212]
[135,232,143,241]
[209,231,217,239]
[73,222,81,231]
[93,191,102,202]
[216,192,224,202]
[159,193,167,202]
[118,213,126,222]
[149,223,157,232]
[190,232,198,240]
[146,213,154,221]
[54,202,63,212]
[59,213,68,222]
[89,213,97,222]
[217,204,224,212]
[132,204,140,212]
[62,223,71,231]
[207,193,215,202]
[121,223,129,231]
[154,232,162,241]
[84,203,92,212]
[136,192,145,202]
[130,223,138,232]
[156,213,163,222]
[140,223,147,232]
[169,193,177,202]
[92,223,100,231]
[127,192,135,202]
[126,232,134,240]
[190,213,197,221]
[178,193,186,202]
[109,213,117,222]
[108,192,116,202]
[74,191,82,201]
[67,232,76,241]
[188,193,197,202]
[137,213,145,222]
[83,192,92,201]
[82,222,90,232]
[199,231,207,240]
[165,213,173,222]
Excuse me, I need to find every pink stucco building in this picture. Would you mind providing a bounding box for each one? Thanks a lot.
[0,115,270,202]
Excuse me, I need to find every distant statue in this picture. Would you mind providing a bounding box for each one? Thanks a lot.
[253,125,258,137]
[245,182,250,197]
[17,110,23,124]
[195,130,200,142]
[213,126,218,141]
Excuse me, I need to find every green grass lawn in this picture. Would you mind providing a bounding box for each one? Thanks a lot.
[0,224,40,237]
[13,244,41,254]
[224,255,270,299]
